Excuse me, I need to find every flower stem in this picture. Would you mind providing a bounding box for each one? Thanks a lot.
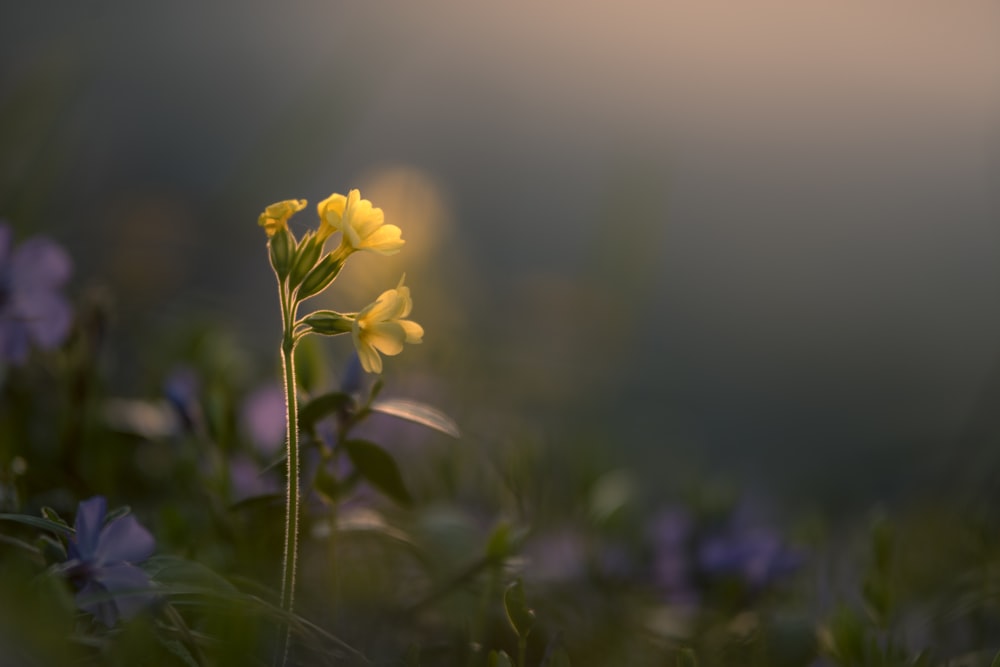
[275,286,300,666]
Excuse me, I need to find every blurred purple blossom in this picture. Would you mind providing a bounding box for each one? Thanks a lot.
[647,508,701,607]
[240,384,286,456]
[647,504,804,607]
[229,454,281,503]
[0,223,73,364]
[163,366,203,434]
[698,525,804,589]
[523,528,588,583]
[65,496,156,626]
[340,353,363,397]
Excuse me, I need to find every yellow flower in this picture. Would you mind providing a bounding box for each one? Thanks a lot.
[316,189,404,254]
[352,276,423,373]
[258,199,307,237]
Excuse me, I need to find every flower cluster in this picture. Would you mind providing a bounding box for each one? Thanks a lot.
[648,506,803,608]
[259,189,421,374]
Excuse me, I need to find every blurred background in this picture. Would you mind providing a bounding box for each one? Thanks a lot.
[3,0,1000,515]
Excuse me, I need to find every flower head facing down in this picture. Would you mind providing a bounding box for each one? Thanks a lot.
[0,223,73,365]
[258,199,307,237]
[317,189,404,255]
[65,496,156,626]
[352,276,423,374]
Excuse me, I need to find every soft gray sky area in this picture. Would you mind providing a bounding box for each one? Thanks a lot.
[3,1,1000,509]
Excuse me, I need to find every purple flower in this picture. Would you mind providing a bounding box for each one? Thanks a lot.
[240,383,286,456]
[65,496,156,626]
[523,528,588,583]
[647,508,701,607]
[163,366,203,435]
[698,526,804,589]
[229,454,281,502]
[0,223,73,364]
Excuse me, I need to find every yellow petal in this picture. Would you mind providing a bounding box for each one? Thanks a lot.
[361,289,406,324]
[352,327,383,374]
[258,199,307,236]
[317,193,347,224]
[399,320,424,343]
[358,225,404,254]
[357,343,383,374]
[316,193,347,240]
[365,322,406,356]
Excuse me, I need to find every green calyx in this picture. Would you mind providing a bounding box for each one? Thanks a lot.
[302,310,353,336]
[268,229,295,280]
[288,233,323,289]
[297,252,345,300]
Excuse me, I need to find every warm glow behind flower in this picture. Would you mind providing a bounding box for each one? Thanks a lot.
[258,199,307,237]
[318,189,404,255]
[352,275,423,373]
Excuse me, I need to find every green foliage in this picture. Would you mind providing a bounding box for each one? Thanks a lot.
[344,439,413,506]
[504,579,535,639]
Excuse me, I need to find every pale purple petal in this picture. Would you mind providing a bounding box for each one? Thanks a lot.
[93,562,156,621]
[241,384,286,456]
[648,508,692,548]
[75,579,118,627]
[230,455,280,502]
[0,319,31,365]
[14,291,73,348]
[10,236,72,291]
[72,496,107,560]
[341,353,363,395]
[96,514,155,565]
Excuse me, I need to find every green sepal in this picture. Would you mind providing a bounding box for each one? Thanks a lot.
[288,232,322,289]
[268,228,295,280]
[303,311,353,337]
[298,252,345,301]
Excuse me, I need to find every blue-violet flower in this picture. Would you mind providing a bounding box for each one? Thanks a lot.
[65,496,156,626]
[0,223,73,364]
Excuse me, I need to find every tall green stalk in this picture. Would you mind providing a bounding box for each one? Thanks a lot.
[275,284,300,666]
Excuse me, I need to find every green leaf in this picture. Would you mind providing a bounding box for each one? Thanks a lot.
[158,637,200,667]
[41,506,69,528]
[0,513,75,536]
[299,392,353,434]
[485,522,512,561]
[370,398,460,438]
[313,466,349,504]
[503,579,535,638]
[489,650,513,667]
[344,439,413,506]
[144,555,238,593]
[38,533,66,562]
[485,522,526,562]
[991,650,1000,667]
